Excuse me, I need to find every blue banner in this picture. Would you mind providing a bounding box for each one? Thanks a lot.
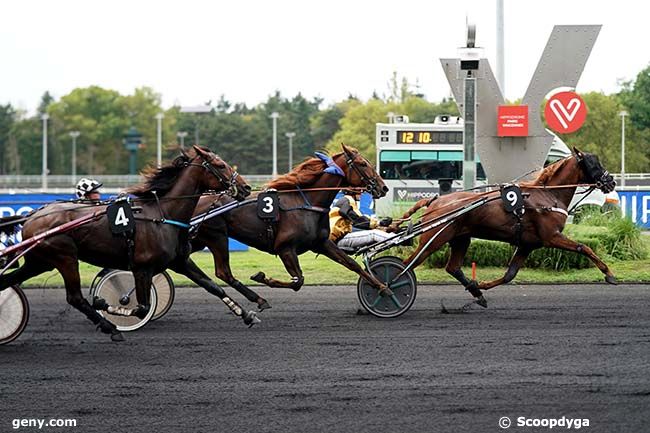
[0,193,248,251]
[618,191,650,229]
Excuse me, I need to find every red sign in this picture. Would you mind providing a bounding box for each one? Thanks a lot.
[545,91,587,134]
[497,105,528,137]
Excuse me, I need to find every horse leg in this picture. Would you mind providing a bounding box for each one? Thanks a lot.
[444,236,488,307]
[544,233,617,284]
[91,269,153,320]
[0,258,53,290]
[476,247,532,291]
[56,257,124,342]
[170,258,260,327]
[311,240,394,297]
[250,246,305,291]
[208,240,271,311]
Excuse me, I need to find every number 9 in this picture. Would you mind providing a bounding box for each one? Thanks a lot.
[506,190,518,207]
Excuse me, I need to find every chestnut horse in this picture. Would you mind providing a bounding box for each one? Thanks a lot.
[0,146,251,341]
[395,148,617,307]
[187,144,391,310]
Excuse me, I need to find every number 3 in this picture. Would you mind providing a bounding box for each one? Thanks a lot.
[506,190,518,207]
[262,197,274,213]
[115,207,130,226]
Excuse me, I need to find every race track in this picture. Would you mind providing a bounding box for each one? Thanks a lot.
[1,284,649,433]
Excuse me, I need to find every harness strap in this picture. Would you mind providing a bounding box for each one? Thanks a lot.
[162,219,191,229]
[279,185,329,213]
[547,207,569,217]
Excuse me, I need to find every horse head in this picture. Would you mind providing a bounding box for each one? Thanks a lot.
[192,146,251,200]
[572,147,616,193]
[336,144,388,199]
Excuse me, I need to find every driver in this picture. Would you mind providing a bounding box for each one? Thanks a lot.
[75,178,103,201]
[329,190,395,251]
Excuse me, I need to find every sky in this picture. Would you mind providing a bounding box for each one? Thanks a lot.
[1,0,648,114]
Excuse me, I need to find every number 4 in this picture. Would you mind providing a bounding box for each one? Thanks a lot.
[115,207,130,226]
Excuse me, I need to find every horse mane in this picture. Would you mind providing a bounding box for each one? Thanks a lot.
[266,149,352,190]
[520,156,573,186]
[127,148,200,198]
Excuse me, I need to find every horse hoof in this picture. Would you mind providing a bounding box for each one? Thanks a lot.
[475,295,488,308]
[258,300,272,311]
[92,296,109,311]
[111,331,125,342]
[605,275,618,285]
[243,311,261,327]
[250,272,266,283]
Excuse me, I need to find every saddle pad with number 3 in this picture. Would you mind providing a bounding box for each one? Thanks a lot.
[257,191,279,221]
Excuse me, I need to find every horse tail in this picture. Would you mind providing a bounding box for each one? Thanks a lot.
[0,215,26,234]
[399,195,439,221]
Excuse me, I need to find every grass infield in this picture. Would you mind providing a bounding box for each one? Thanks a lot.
[17,241,650,289]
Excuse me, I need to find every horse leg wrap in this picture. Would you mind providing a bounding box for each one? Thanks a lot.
[106,305,137,317]
[465,280,482,298]
[221,296,243,316]
[449,269,471,287]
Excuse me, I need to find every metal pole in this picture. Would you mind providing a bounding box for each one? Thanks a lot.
[177,131,188,149]
[286,132,296,171]
[270,112,279,176]
[496,0,505,95]
[620,111,627,188]
[463,75,477,191]
[41,114,49,190]
[156,113,164,167]
[69,131,80,181]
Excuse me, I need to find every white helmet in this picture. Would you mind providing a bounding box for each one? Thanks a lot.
[75,178,103,199]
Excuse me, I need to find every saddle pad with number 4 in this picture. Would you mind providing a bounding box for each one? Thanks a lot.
[107,200,135,234]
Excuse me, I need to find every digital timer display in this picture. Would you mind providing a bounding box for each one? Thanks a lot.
[396,130,463,144]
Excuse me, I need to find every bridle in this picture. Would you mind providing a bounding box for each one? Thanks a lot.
[342,151,381,197]
[574,153,616,193]
[184,155,241,197]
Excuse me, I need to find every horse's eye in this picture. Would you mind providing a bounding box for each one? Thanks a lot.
[360,162,368,167]
[215,162,226,169]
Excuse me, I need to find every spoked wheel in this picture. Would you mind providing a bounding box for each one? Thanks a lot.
[93,270,158,332]
[357,256,417,318]
[0,285,29,345]
[90,269,175,321]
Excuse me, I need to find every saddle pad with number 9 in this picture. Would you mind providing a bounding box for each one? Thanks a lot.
[500,184,524,213]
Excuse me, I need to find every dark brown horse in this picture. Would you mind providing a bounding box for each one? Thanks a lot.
[395,148,617,307]
[187,144,391,310]
[0,146,252,341]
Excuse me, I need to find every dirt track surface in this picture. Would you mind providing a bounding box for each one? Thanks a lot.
[1,284,649,433]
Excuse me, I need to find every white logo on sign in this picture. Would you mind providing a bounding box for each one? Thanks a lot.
[549,98,581,130]
[397,190,407,200]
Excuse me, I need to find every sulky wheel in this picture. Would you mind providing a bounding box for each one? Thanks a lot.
[93,270,158,332]
[91,269,175,321]
[0,285,29,345]
[357,256,417,318]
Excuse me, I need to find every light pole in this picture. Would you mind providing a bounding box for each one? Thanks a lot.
[285,132,296,171]
[177,131,188,149]
[180,105,211,146]
[69,131,80,181]
[155,112,164,167]
[41,113,49,189]
[270,112,280,176]
[619,110,628,188]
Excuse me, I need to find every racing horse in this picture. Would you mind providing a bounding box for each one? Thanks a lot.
[187,144,391,310]
[394,147,617,307]
[0,146,252,341]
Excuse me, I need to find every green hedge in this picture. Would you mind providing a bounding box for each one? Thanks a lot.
[388,213,646,271]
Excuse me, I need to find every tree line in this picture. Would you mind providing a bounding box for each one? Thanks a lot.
[0,68,649,176]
